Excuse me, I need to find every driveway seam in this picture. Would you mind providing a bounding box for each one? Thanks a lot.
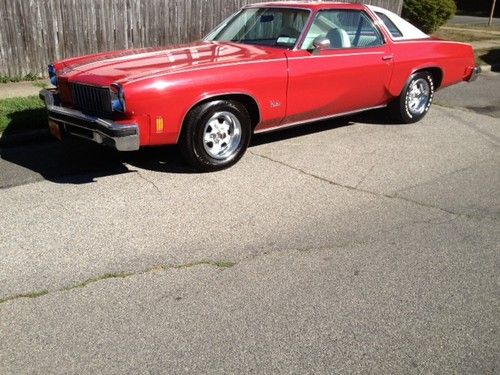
[248,150,496,221]
[0,260,235,306]
[0,212,468,307]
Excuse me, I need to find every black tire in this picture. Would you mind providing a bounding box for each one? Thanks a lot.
[179,100,252,172]
[389,71,435,124]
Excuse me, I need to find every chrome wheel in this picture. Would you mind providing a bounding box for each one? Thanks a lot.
[181,100,251,171]
[203,111,242,160]
[406,78,431,116]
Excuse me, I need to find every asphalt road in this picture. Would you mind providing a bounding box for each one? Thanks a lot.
[0,75,499,373]
[434,71,500,118]
[449,15,500,27]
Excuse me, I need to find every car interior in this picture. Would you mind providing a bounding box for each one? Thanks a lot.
[210,8,383,50]
[301,10,383,50]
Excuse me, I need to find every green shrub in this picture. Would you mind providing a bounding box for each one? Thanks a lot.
[402,0,457,34]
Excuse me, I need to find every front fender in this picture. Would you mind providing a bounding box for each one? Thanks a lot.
[178,90,262,142]
[123,60,288,145]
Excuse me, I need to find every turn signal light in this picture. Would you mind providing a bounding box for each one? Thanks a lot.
[156,117,164,133]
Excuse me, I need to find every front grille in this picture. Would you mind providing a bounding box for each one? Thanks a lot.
[71,83,112,116]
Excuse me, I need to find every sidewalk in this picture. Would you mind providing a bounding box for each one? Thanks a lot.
[0,81,47,100]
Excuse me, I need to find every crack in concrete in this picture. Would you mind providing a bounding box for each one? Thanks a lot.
[355,163,376,189]
[0,260,235,305]
[134,170,161,193]
[0,212,469,307]
[249,151,495,221]
[155,216,454,306]
[392,158,496,196]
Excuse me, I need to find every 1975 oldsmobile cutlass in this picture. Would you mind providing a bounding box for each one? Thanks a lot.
[41,1,480,171]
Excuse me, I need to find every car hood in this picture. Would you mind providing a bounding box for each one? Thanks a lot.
[59,41,285,86]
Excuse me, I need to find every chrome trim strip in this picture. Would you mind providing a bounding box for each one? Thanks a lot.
[392,40,469,46]
[254,104,387,134]
[288,51,384,60]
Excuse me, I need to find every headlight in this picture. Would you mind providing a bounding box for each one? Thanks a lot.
[48,64,57,86]
[110,84,126,112]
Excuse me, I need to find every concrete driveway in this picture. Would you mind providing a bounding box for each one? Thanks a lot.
[0,75,499,373]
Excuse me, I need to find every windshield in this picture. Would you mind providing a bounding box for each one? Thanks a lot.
[206,7,310,49]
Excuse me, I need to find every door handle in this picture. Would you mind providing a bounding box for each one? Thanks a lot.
[382,55,394,61]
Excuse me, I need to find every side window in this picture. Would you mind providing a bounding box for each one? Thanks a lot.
[301,10,384,50]
[376,12,403,38]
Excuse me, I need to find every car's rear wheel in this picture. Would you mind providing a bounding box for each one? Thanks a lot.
[390,71,435,124]
[180,100,251,172]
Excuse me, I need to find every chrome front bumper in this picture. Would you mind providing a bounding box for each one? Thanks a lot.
[40,89,140,151]
[467,66,481,82]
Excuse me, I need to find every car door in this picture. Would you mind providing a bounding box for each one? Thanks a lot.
[283,9,394,125]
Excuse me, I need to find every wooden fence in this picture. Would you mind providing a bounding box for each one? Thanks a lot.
[0,0,403,77]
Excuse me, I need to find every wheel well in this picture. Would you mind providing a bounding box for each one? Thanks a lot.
[189,94,261,129]
[416,67,443,89]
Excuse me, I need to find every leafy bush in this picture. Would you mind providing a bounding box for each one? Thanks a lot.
[402,0,457,34]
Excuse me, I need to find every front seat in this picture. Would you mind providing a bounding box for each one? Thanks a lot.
[326,28,351,49]
[280,25,301,38]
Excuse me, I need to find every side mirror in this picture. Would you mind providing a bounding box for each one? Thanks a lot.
[312,36,331,53]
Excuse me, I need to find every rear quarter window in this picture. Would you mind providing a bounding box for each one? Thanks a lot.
[376,12,403,38]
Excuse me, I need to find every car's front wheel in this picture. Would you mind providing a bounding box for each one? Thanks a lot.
[390,71,435,124]
[180,100,251,172]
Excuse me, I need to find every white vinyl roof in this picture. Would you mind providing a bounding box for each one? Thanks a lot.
[368,5,429,40]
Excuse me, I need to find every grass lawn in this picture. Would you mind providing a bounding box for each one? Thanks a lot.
[0,96,47,135]
[433,28,497,42]
[446,24,500,32]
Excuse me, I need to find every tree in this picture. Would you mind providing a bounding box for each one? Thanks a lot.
[402,0,457,34]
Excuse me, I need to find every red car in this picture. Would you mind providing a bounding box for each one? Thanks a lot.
[41,1,480,171]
